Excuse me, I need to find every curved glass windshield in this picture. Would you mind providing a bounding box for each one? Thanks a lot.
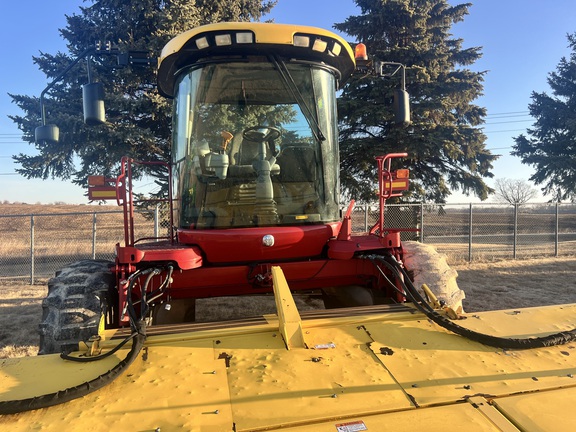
[172,61,339,229]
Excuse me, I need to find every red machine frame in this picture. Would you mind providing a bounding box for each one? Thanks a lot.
[88,153,412,325]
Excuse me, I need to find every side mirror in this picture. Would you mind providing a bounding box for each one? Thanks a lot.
[35,124,60,145]
[35,81,105,144]
[393,89,411,126]
[375,61,412,127]
[83,82,106,125]
[34,47,108,145]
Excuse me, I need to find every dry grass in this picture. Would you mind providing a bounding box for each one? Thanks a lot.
[0,203,154,260]
[2,256,576,359]
[455,256,576,312]
[0,279,47,358]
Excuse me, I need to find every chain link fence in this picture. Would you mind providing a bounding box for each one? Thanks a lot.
[2,202,576,283]
[361,202,576,262]
[0,206,171,283]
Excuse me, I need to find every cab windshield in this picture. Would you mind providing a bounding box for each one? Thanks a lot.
[172,60,339,229]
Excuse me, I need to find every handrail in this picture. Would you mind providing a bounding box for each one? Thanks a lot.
[371,153,408,238]
[116,157,173,246]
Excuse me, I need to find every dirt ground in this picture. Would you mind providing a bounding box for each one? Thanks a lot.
[454,257,576,311]
[1,256,576,358]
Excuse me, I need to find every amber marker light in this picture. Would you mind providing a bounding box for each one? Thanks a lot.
[395,169,409,179]
[88,175,105,186]
[354,43,368,60]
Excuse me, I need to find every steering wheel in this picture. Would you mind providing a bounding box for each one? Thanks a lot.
[242,125,281,142]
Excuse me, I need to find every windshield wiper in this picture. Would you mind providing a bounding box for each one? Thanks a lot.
[270,55,326,143]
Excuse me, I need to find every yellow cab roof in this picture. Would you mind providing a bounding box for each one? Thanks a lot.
[157,22,356,97]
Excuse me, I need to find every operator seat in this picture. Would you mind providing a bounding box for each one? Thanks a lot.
[274,145,320,216]
[235,138,260,165]
[229,134,280,174]
[276,145,317,182]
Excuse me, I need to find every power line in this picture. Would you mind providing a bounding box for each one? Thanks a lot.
[484,119,533,126]
[485,114,531,120]
[488,146,514,150]
[484,128,526,134]
[485,110,530,117]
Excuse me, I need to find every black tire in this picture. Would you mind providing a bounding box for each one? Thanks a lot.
[38,260,115,355]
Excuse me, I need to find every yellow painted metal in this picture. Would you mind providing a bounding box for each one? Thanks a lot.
[271,266,306,349]
[421,283,441,309]
[3,268,576,430]
[494,386,576,432]
[467,397,520,432]
[420,283,460,317]
[0,340,234,431]
[383,179,409,191]
[0,350,130,402]
[88,189,117,199]
[268,403,511,431]
[219,325,413,431]
[159,21,354,66]
[157,22,356,96]
[365,304,576,407]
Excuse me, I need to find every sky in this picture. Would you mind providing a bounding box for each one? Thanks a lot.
[1,0,576,204]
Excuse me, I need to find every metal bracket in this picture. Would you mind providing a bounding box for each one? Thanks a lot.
[271,266,307,350]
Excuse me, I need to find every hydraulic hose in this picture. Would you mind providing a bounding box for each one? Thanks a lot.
[368,254,576,350]
[0,264,173,415]
[0,320,146,415]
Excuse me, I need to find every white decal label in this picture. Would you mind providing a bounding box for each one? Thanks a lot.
[335,420,368,431]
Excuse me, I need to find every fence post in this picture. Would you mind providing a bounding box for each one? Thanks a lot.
[513,203,518,259]
[92,212,97,259]
[154,205,160,240]
[419,202,424,243]
[555,202,559,257]
[30,215,35,285]
[468,203,473,262]
[364,204,368,232]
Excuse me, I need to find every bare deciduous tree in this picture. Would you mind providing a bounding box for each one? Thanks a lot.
[494,178,538,205]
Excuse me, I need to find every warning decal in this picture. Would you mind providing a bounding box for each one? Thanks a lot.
[335,420,368,431]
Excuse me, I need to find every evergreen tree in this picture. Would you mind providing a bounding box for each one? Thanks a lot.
[9,0,275,192]
[335,0,496,202]
[512,33,576,202]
